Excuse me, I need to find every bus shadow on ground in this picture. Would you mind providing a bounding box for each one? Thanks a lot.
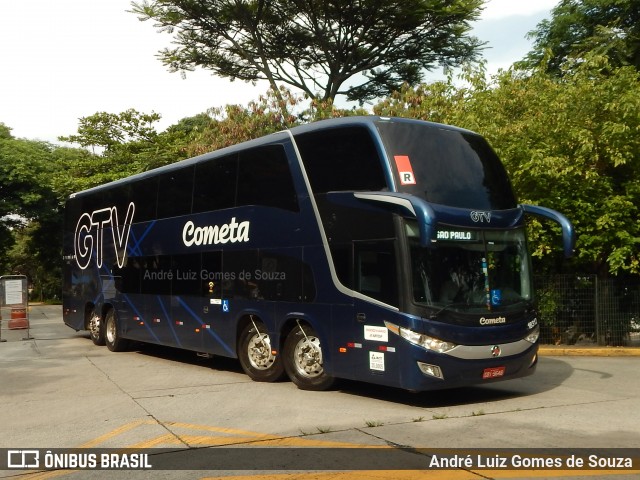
[335,357,575,407]
[128,342,574,407]
[132,341,246,374]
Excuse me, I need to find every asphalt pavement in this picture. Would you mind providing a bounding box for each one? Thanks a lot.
[1,305,638,479]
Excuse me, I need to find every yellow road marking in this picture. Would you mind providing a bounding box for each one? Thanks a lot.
[202,469,640,480]
[78,419,151,448]
[18,420,639,479]
[164,422,276,439]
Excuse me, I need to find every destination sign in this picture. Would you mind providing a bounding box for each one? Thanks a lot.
[436,229,479,241]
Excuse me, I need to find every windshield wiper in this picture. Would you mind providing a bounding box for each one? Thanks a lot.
[427,302,470,319]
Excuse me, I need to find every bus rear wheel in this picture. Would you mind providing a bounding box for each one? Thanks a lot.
[88,308,105,346]
[238,321,285,382]
[105,309,129,352]
[284,323,335,391]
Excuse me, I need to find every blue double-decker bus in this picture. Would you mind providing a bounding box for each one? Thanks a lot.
[62,116,575,391]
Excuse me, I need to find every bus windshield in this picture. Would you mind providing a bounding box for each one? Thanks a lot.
[407,221,533,314]
[376,121,518,210]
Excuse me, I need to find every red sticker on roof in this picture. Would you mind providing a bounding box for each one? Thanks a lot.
[394,155,416,185]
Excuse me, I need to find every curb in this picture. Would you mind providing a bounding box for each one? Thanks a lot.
[539,346,640,357]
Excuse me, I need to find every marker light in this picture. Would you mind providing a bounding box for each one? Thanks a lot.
[384,321,456,353]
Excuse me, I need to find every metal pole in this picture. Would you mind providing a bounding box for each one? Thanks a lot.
[22,305,32,341]
[0,316,6,343]
[594,275,601,345]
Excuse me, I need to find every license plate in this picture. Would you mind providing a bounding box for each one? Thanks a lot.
[482,366,505,379]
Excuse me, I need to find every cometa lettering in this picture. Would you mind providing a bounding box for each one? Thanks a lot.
[479,316,507,325]
[182,217,250,247]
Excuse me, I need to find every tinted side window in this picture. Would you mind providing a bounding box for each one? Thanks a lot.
[294,126,387,193]
[237,145,299,211]
[193,154,238,213]
[354,241,398,307]
[156,167,195,218]
[71,176,158,225]
[129,177,159,223]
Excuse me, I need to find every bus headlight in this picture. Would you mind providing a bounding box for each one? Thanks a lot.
[524,325,540,344]
[385,321,456,353]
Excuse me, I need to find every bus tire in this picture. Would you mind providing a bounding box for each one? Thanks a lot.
[283,323,335,391]
[238,321,285,382]
[105,309,129,352]
[88,307,105,346]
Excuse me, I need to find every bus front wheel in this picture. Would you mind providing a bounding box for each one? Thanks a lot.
[284,323,335,391]
[238,321,285,382]
[105,309,129,352]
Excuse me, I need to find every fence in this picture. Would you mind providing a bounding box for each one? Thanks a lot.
[535,275,640,346]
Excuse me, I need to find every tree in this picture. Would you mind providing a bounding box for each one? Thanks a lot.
[57,109,176,188]
[131,0,484,104]
[521,0,640,75]
[0,135,63,289]
[58,109,162,154]
[0,123,12,140]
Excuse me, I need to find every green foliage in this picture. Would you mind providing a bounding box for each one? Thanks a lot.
[521,0,640,75]
[56,108,197,191]
[58,109,162,153]
[0,136,64,294]
[0,138,58,222]
[131,0,484,103]
[0,123,13,140]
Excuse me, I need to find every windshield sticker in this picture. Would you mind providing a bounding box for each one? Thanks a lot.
[491,289,502,306]
[394,155,416,185]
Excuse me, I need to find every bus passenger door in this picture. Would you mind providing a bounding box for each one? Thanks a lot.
[352,241,400,385]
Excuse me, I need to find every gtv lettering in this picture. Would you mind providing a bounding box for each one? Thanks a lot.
[74,202,135,270]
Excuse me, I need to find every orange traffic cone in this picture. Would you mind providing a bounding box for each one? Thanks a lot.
[8,307,29,329]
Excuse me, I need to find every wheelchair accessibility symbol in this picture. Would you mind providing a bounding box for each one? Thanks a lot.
[222,300,230,313]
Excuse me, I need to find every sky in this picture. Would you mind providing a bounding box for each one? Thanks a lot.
[1,0,559,144]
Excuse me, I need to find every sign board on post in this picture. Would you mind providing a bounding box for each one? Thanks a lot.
[0,275,30,332]
[4,279,24,305]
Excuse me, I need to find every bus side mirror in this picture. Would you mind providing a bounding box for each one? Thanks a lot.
[353,192,437,247]
[521,204,576,258]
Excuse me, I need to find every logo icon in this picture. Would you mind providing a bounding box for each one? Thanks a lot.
[8,450,40,468]
[490,345,501,357]
[470,211,491,223]
[74,202,135,269]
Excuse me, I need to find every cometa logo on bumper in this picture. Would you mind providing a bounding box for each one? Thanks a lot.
[479,316,507,325]
[182,217,250,247]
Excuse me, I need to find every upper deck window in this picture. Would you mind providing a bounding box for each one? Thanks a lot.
[377,121,517,210]
[294,126,387,193]
[193,144,299,213]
